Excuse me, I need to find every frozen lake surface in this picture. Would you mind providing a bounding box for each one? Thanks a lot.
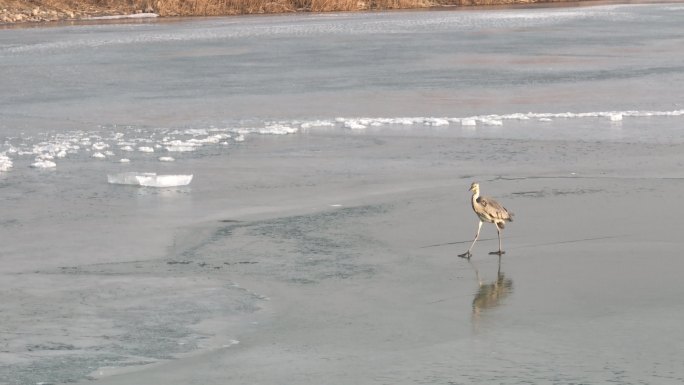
[2,2,684,384]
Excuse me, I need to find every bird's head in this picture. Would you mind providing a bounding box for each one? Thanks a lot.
[469,182,480,193]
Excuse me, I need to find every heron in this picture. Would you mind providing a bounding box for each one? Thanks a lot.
[459,182,513,259]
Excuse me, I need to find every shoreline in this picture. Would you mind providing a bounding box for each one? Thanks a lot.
[0,0,672,26]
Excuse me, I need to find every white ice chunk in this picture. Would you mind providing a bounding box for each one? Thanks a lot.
[481,118,503,126]
[344,120,367,130]
[136,174,193,187]
[31,159,56,168]
[166,145,197,152]
[258,124,298,135]
[394,118,417,125]
[108,172,193,187]
[120,145,135,152]
[609,113,623,121]
[425,118,450,126]
[0,153,12,172]
[92,152,106,159]
[159,156,175,162]
[108,172,156,185]
[138,146,154,153]
[300,120,334,129]
[461,118,477,126]
[92,142,109,150]
[119,158,131,163]
[164,140,199,152]
[183,128,209,136]
[234,134,245,142]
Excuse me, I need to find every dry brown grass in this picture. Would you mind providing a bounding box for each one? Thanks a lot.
[0,0,579,21]
[152,0,298,15]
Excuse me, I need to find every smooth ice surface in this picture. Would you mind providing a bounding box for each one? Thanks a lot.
[2,2,684,385]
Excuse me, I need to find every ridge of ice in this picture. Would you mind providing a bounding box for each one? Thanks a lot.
[5,108,684,172]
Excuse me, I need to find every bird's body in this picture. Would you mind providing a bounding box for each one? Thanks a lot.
[459,182,513,258]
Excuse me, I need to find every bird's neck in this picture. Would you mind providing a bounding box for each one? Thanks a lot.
[471,190,480,203]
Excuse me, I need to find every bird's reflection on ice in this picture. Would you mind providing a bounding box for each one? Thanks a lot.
[470,256,513,328]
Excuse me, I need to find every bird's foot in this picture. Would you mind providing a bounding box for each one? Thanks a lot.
[488,250,505,256]
[458,251,472,259]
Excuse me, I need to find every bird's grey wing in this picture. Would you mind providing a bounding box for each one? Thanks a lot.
[477,196,512,221]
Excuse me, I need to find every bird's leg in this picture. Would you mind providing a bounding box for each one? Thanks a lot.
[489,224,505,255]
[459,221,483,259]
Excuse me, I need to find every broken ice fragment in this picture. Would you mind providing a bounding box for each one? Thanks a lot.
[107,172,193,187]
[136,174,193,187]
